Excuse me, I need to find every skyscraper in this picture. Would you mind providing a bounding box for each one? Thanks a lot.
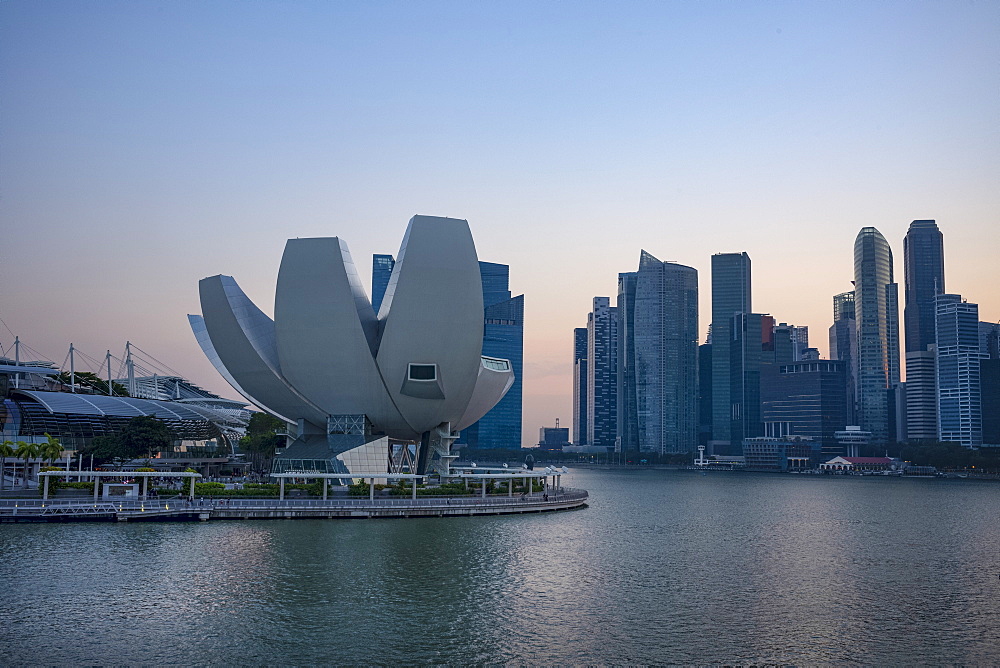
[462,262,523,449]
[761,359,849,458]
[711,252,751,454]
[729,312,764,449]
[376,254,525,449]
[935,294,984,447]
[854,227,900,443]
[572,327,589,445]
[587,296,618,448]
[371,254,396,315]
[904,220,945,353]
[616,272,639,452]
[829,291,858,425]
[903,220,945,442]
[980,322,1000,446]
[627,251,699,454]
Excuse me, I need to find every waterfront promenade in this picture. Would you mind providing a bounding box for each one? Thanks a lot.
[0,488,589,523]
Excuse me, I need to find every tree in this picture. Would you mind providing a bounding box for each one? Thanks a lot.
[118,416,173,460]
[81,434,126,467]
[0,440,14,491]
[239,412,287,474]
[14,441,39,487]
[39,433,63,466]
[55,371,129,397]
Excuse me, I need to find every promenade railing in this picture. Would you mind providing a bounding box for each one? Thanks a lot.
[0,488,588,514]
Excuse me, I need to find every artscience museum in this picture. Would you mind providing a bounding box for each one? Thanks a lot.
[189,215,515,477]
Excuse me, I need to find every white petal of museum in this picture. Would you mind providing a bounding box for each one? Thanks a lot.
[189,215,514,476]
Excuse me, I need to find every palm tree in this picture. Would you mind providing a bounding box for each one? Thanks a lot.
[39,433,63,466]
[14,441,39,488]
[0,440,14,491]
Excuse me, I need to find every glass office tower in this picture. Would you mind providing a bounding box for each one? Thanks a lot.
[711,252,751,454]
[854,227,900,443]
[371,254,396,315]
[903,220,945,442]
[616,271,639,452]
[829,290,857,425]
[904,220,945,353]
[573,327,589,445]
[587,296,618,448]
[935,294,984,447]
[631,251,699,454]
[462,262,524,449]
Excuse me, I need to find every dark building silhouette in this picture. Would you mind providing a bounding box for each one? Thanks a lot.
[711,252,751,454]
[616,271,639,452]
[904,220,945,353]
[730,312,765,450]
[698,341,713,447]
[903,220,945,442]
[981,323,1000,446]
[829,290,858,425]
[572,327,589,445]
[587,297,618,448]
[762,360,849,458]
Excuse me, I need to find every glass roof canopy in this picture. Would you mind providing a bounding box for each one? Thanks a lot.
[14,390,231,423]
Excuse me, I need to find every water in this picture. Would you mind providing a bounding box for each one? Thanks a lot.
[3,469,999,665]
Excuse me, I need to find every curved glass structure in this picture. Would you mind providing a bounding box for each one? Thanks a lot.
[853,227,900,443]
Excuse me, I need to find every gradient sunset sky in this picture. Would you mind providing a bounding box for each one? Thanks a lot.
[3,1,998,445]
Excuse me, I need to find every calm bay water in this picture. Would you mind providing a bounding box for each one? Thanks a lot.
[2,469,1000,665]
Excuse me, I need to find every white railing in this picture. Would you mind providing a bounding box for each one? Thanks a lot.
[0,489,588,513]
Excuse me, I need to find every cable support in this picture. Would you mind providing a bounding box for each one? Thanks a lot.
[129,343,183,377]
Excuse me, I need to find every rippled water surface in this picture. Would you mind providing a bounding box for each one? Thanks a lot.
[3,469,1000,665]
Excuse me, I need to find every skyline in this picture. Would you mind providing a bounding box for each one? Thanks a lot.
[3,1,998,446]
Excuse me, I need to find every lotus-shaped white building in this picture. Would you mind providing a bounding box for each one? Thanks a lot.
[189,216,514,475]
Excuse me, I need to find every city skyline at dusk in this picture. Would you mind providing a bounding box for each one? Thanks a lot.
[3,1,998,446]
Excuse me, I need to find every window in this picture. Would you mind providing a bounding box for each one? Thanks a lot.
[408,364,436,381]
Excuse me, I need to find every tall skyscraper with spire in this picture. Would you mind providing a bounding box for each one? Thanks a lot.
[854,227,900,443]
[711,252,751,454]
[903,219,945,442]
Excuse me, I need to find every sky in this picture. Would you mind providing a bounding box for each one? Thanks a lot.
[2,1,998,446]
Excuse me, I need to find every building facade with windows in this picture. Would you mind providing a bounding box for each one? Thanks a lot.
[710,252,752,454]
[935,294,984,447]
[572,327,589,445]
[903,220,945,442]
[628,252,699,454]
[587,297,618,449]
[854,227,900,443]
